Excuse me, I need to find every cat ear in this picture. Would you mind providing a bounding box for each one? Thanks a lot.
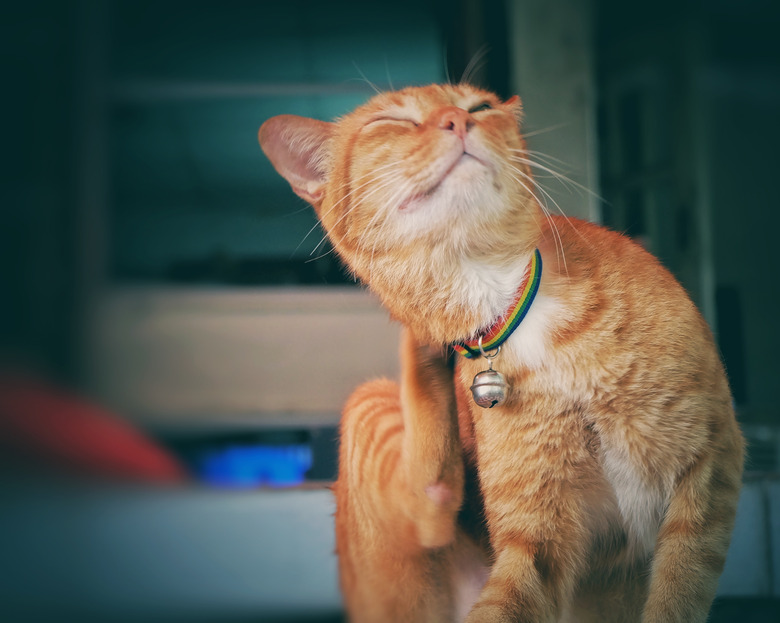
[504,95,523,119]
[258,115,334,206]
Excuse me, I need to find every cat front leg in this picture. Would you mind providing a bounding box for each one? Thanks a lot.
[333,328,466,622]
[398,327,464,547]
[463,405,596,623]
[463,507,589,623]
[334,377,456,622]
[641,428,743,623]
[336,328,463,550]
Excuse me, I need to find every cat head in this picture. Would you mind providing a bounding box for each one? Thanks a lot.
[259,84,544,340]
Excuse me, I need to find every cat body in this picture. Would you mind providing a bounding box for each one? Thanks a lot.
[259,84,744,622]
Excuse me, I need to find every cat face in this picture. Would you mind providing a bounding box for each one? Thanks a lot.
[260,84,540,283]
[328,85,527,247]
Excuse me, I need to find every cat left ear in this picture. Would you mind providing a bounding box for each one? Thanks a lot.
[259,115,334,206]
[504,95,522,115]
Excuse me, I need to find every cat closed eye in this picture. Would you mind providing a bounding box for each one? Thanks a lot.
[368,117,419,127]
[467,102,493,113]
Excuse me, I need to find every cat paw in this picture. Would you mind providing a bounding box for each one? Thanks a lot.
[413,479,462,548]
[425,481,455,506]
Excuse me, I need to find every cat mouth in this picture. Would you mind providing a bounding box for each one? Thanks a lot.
[400,152,487,211]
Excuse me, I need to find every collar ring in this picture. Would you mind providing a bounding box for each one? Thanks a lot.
[478,335,500,360]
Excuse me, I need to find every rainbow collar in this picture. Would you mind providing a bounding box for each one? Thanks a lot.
[452,248,542,359]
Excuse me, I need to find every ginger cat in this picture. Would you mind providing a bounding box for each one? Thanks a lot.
[259,84,744,623]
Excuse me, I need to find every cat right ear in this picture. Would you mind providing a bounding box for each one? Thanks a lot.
[258,115,334,206]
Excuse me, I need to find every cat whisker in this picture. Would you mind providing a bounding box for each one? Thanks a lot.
[519,122,570,140]
[350,175,409,274]
[364,182,413,279]
[511,150,603,204]
[508,156,599,255]
[505,166,559,235]
[509,151,602,201]
[311,168,406,262]
[298,164,405,255]
[320,161,405,217]
[517,152,577,180]
[304,246,338,263]
[510,157,584,196]
[383,56,395,92]
[520,148,572,169]
[460,45,490,85]
[507,165,568,275]
[352,62,382,95]
[293,171,380,255]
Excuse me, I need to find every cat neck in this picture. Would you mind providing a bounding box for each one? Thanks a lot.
[366,242,540,346]
[455,250,539,330]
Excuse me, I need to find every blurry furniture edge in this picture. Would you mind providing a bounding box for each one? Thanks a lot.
[718,472,780,599]
[0,475,777,621]
[0,480,342,621]
[87,286,401,431]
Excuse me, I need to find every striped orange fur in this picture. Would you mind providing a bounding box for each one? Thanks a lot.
[259,84,744,622]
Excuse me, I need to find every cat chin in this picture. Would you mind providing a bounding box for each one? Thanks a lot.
[390,199,501,250]
[400,151,493,207]
[393,174,507,246]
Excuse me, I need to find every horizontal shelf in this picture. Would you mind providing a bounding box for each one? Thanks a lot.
[89,286,402,424]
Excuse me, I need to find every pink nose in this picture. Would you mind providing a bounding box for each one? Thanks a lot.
[431,106,474,139]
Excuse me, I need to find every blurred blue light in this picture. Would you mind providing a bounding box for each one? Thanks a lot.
[198,444,312,488]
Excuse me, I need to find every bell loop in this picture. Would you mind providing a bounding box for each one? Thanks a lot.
[477,335,501,362]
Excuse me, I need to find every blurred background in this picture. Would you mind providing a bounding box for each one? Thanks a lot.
[1,0,779,621]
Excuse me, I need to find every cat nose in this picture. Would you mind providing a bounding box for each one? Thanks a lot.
[433,106,474,139]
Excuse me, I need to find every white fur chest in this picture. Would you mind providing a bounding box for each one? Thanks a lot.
[500,292,565,370]
[598,441,668,557]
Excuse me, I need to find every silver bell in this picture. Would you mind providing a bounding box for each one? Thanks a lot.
[470,368,508,409]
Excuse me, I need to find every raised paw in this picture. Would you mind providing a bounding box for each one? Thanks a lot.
[413,479,462,548]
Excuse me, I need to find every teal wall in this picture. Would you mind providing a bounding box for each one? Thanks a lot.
[108,1,445,281]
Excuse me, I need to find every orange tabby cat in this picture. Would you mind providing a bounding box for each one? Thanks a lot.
[259,84,744,623]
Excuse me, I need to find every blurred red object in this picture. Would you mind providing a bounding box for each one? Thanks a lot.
[0,374,187,483]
